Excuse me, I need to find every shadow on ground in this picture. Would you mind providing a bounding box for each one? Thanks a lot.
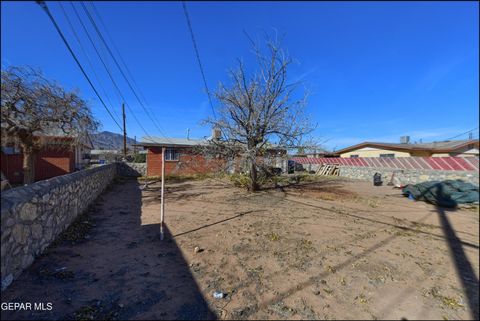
[411,182,479,319]
[0,178,215,320]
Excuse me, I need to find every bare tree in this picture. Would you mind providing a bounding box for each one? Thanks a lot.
[1,66,98,184]
[204,34,314,191]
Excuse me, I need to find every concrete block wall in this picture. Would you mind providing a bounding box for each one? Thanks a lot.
[1,164,116,291]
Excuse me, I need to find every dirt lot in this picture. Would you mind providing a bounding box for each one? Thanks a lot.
[1,176,479,320]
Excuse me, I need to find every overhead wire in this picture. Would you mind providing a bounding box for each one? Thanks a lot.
[444,127,479,141]
[89,1,149,107]
[80,1,171,142]
[58,1,121,122]
[181,1,217,119]
[69,1,155,142]
[36,1,123,132]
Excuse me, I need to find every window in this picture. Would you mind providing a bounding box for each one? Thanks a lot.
[164,148,179,161]
[379,154,395,158]
[350,155,359,158]
[1,146,21,155]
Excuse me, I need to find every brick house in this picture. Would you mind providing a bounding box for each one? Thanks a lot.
[1,136,92,184]
[137,136,287,177]
[136,137,223,177]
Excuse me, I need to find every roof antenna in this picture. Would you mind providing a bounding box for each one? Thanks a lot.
[187,128,190,140]
[469,132,473,140]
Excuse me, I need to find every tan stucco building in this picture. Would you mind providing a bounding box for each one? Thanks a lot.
[336,139,479,158]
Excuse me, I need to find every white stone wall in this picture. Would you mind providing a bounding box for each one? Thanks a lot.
[1,164,116,291]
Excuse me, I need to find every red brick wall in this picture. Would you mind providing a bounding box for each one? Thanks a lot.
[35,148,74,181]
[1,147,75,183]
[147,147,225,176]
[1,153,24,184]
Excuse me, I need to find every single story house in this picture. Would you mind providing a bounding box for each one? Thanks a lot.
[136,137,224,176]
[336,139,479,158]
[1,136,92,184]
[136,135,288,177]
[292,147,338,158]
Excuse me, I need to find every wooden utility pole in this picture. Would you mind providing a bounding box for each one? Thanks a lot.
[160,146,165,240]
[122,102,127,158]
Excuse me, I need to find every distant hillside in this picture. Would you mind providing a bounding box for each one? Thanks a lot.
[90,131,137,150]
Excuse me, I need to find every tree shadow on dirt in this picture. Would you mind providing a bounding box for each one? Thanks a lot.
[230,210,434,320]
[258,178,348,192]
[0,178,216,321]
[172,210,267,238]
[233,187,479,319]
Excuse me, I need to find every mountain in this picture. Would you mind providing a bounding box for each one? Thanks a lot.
[90,131,137,150]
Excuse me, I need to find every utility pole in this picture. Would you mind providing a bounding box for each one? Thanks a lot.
[122,102,127,158]
[134,136,137,154]
[160,146,165,240]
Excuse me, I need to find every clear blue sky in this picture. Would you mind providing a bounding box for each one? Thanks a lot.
[2,1,478,150]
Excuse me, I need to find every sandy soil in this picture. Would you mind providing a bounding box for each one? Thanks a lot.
[1,176,478,320]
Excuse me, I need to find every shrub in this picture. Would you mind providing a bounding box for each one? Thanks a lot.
[133,154,146,163]
[229,173,252,189]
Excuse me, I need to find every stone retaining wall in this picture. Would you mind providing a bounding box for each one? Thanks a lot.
[1,164,116,291]
[116,162,146,177]
[337,166,479,185]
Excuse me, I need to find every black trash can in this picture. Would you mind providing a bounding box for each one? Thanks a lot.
[373,173,382,186]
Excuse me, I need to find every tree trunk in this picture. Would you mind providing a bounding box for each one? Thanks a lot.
[249,160,259,192]
[23,149,35,184]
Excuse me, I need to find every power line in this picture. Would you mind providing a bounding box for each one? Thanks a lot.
[444,127,479,141]
[36,1,123,132]
[85,1,165,141]
[89,1,149,107]
[58,1,121,122]
[182,1,216,119]
[67,2,123,113]
[80,1,171,142]
[69,1,153,140]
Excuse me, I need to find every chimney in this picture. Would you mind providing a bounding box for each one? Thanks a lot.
[212,127,221,140]
[400,136,410,144]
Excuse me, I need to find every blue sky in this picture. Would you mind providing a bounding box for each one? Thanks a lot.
[2,1,478,150]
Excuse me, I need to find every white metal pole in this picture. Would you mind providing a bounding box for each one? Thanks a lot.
[160,146,165,240]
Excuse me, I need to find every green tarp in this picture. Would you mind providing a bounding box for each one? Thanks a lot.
[402,180,479,208]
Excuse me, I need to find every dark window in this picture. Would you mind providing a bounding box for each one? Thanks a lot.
[350,155,359,158]
[1,146,21,155]
[165,148,179,161]
[379,153,395,158]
